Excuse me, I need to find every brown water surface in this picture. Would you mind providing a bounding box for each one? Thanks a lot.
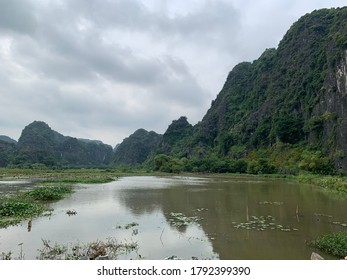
[0,176,346,259]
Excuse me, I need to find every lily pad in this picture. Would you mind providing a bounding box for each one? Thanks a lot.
[169,212,201,228]
[233,215,298,232]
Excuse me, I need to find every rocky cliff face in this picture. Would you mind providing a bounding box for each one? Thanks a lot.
[313,49,347,171]
[188,7,347,172]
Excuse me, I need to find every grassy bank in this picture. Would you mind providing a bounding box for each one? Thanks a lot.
[0,169,120,228]
[296,174,347,194]
[0,168,119,182]
[0,185,73,228]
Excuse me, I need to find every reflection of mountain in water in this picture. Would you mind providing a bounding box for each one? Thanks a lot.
[112,176,347,259]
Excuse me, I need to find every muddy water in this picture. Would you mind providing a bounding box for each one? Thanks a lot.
[0,176,346,259]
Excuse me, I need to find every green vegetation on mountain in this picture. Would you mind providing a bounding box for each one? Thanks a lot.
[0,140,16,168]
[0,136,17,144]
[113,129,161,166]
[114,7,347,176]
[1,121,114,168]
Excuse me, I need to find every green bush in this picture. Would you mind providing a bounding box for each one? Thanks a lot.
[27,186,72,201]
[247,158,277,174]
[299,151,335,175]
[153,154,184,173]
[313,231,347,258]
[0,200,43,217]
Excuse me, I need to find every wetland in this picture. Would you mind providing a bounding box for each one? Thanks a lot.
[0,174,347,259]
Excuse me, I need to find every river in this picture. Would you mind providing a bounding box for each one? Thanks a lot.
[0,176,346,259]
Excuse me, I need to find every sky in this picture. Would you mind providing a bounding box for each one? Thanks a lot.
[0,0,345,147]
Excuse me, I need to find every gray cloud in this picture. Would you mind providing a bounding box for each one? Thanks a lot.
[0,0,37,34]
[0,0,345,145]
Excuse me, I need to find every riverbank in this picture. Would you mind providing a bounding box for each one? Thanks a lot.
[0,169,120,228]
[1,168,347,195]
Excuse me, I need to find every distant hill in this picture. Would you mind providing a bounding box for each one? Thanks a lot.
[114,7,347,174]
[114,129,162,166]
[0,135,17,144]
[0,138,16,168]
[2,121,114,168]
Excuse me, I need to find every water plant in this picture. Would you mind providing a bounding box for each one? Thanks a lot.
[258,201,283,205]
[66,209,77,216]
[0,198,46,228]
[312,231,347,258]
[26,186,73,201]
[0,184,73,228]
[233,215,298,232]
[124,222,139,229]
[37,238,139,260]
[169,212,201,228]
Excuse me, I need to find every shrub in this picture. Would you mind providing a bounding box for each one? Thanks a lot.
[27,186,72,201]
[247,158,277,174]
[313,231,347,258]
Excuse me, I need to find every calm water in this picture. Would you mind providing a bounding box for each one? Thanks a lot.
[0,176,346,260]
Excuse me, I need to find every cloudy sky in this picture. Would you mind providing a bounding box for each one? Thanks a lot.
[0,0,345,146]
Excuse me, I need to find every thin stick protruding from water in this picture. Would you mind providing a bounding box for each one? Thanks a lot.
[246,205,249,222]
[160,228,165,247]
[296,204,300,222]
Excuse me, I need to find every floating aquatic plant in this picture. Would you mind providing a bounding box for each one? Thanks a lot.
[331,221,347,227]
[194,208,208,212]
[169,212,201,228]
[258,201,284,206]
[233,215,298,232]
[114,222,139,230]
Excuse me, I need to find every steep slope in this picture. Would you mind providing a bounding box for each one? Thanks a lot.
[158,116,194,157]
[190,7,347,171]
[0,135,17,167]
[0,140,16,167]
[114,129,162,165]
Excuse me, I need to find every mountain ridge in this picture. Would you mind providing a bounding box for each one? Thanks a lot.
[1,7,347,174]
[0,121,114,168]
[114,7,347,174]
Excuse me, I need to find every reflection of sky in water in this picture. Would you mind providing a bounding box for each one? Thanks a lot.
[0,176,216,260]
[0,180,35,194]
[1,176,347,259]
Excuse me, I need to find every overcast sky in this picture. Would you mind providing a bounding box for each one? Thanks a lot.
[0,0,345,146]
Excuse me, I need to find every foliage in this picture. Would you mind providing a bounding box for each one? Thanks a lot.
[0,198,46,228]
[0,200,44,218]
[297,174,347,194]
[169,212,201,228]
[274,114,304,144]
[153,154,184,173]
[312,231,347,258]
[247,158,277,175]
[298,151,335,175]
[41,177,114,184]
[26,186,73,201]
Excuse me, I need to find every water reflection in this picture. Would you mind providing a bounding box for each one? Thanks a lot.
[0,176,346,260]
